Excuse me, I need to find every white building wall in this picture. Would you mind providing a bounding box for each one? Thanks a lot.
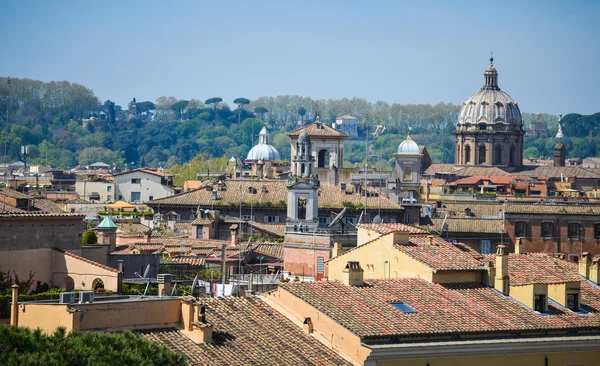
[75,181,115,202]
[114,171,174,203]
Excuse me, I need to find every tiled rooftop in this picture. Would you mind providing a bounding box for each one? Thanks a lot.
[251,242,284,260]
[430,218,504,233]
[483,253,581,285]
[0,188,65,213]
[357,223,428,235]
[504,202,600,215]
[396,236,485,271]
[147,180,402,210]
[138,297,350,365]
[280,276,600,340]
[454,166,512,177]
[288,121,348,138]
[438,202,503,218]
[248,221,285,237]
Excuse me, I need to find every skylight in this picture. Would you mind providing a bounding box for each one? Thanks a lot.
[390,302,417,314]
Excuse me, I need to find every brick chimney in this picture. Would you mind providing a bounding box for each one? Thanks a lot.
[342,261,364,286]
[230,225,239,247]
[494,245,510,295]
[590,257,600,284]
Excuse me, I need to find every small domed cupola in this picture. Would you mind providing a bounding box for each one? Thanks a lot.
[482,55,500,91]
[397,132,420,154]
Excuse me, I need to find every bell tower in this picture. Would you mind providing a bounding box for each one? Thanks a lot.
[286,129,319,233]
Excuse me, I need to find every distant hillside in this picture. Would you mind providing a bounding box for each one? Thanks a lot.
[1,76,584,170]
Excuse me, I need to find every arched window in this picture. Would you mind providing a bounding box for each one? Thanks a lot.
[317,149,330,168]
[493,145,502,165]
[478,145,486,164]
[465,145,471,164]
[297,197,307,220]
[509,145,515,165]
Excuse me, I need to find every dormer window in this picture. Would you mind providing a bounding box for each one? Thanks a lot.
[316,123,324,130]
[534,294,546,313]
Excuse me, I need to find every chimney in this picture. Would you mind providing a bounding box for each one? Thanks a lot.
[427,235,434,245]
[484,260,496,287]
[10,285,18,326]
[340,182,347,193]
[590,257,600,284]
[579,252,591,279]
[157,274,172,296]
[332,242,344,258]
[230,225,239,247]
[392,231,409,245]
[117,259,124,273]
[514,238,522,254]
[195,304,213,343]
[494,245,509,295]
[342,261,364,286]
[261,184,267,193]
[146,230,152,243]
[303,317,313,334]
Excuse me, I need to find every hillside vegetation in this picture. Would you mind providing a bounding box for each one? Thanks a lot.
[1,77,591,171]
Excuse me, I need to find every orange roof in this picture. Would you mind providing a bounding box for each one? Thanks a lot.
[450,175,515,186]
[106,200,135,210]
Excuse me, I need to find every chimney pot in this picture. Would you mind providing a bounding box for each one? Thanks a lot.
[303,317,313,334]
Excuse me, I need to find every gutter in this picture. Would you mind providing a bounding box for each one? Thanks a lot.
[363,334,600,362]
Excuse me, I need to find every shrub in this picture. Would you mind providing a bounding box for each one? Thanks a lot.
[81,230,97,245]
[0,325,186,365]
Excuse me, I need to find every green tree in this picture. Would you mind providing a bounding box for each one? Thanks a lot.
[254,106,268,121]
[234,97,251,127]
[81,230,97,245]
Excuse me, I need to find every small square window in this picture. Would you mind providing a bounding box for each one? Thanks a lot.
[131,178,141,184]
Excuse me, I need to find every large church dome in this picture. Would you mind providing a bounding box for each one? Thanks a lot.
[246,126,281,161]
[457,57,522,130]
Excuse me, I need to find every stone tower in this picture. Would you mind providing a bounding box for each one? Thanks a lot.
[455,56,525,167]
[286,129,320,233]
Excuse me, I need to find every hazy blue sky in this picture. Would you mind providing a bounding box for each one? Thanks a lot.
[1,0,599,115]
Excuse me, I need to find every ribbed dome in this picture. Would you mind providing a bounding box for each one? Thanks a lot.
[246,126,281,161]
[397,133,420,154]
[457,57,522,129]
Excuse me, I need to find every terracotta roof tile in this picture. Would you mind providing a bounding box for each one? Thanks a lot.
[483,253,581,285]
[281,275,600,340]
[395,236,485,271]
[430,218,504,233]
[248,221,285,237]
[357,223,428,235]
[251,242,284,260]
[504,203,600,215]
[138,297,350,365]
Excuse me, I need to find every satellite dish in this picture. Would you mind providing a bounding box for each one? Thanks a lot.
[142,264,150,279]
[328,207,347,228]
[372,215,383,224]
